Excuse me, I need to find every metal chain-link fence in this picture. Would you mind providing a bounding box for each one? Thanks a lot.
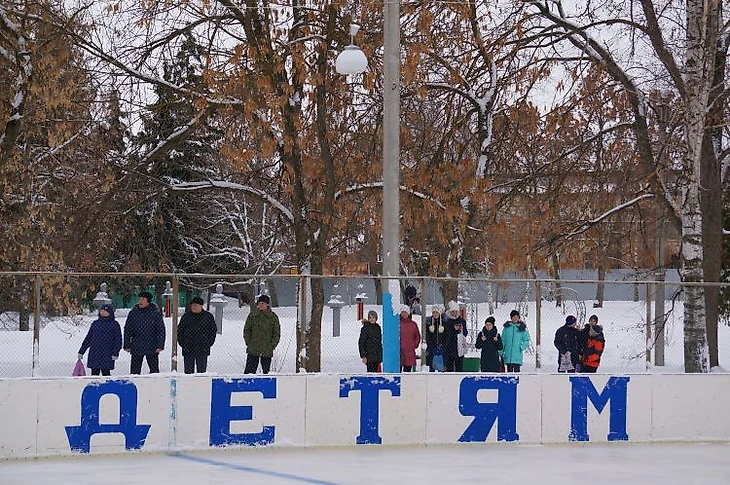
[0,271,722,377]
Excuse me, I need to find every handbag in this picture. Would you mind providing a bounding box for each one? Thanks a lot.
[432,349,445,372]
[72,358,86,377]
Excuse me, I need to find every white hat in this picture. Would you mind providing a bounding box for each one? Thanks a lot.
[399,304,411,314]
[432,304,444,314]
[447,300,460,313]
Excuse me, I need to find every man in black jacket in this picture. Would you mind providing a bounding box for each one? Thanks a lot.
[554,315,580,373]
[124,291,166,374]
[177,296,218,374]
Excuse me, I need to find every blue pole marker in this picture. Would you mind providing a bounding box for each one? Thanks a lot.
[381,292,400,373]
[340,376,401,444]
[65,380,151,453]
[209,377,277,447]
[569,376,630,442]
[458,376,520,442]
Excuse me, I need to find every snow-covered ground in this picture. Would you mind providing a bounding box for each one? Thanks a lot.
[1,296,725,377]
[2,443,729,484]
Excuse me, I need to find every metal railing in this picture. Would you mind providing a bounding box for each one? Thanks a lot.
[0,271,722,377]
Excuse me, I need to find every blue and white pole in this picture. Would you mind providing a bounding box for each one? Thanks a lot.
[381,0,401,374]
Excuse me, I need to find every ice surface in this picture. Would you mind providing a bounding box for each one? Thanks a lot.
[2,443,729,485]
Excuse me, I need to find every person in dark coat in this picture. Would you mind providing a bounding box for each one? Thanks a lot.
[243,294,281,374]
[124,291,166,374]
[443,300,467,372]
[424,304,445,371]
[359,310,383,372]
[475,316,503,372]
[177,296,218,374]
[554,315,581,373]
[78,304,122,376]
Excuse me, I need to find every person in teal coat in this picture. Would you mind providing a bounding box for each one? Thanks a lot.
[501,310,530,372]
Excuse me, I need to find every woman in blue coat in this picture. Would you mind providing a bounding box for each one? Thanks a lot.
[501,310,531,372]
[78,304,123,376]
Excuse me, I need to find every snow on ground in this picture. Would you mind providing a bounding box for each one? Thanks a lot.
[2,443,729,484]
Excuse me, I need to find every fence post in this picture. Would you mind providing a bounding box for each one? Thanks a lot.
[535,280,542,371]
[171,275,179,372]
[645,282,652,370]
[32,274,41,377]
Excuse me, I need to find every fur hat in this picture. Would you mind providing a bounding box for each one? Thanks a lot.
[257,294,271,305]
[447,300,460,313]
[565,315,577,326]
[190,296,204,305]
[589,324,603,337]
[99,304,115,317]
[399,304,411,315]
[138,291,154,302]
[367,310,378,321]
[509,309,520,318]
[431,304,444,315]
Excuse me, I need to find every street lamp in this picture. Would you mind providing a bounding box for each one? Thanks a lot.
[335,24,368,75]
[336,2,401,373]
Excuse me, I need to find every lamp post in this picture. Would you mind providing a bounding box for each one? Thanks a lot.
[336,2,401,373]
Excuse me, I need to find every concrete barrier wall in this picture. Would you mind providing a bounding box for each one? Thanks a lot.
[1,373,729,459]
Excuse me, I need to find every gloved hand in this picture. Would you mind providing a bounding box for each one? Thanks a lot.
[77,353,83,360]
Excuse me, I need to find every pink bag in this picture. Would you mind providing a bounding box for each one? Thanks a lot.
[72,358,86,377]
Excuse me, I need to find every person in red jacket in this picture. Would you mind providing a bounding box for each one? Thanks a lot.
[580,314,605,373]
[399,305,421,372]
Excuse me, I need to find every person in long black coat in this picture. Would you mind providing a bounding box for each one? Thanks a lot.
[554,315,581,372]
[177,296,218,374]
[424,305,445,371]
[124,291,166,374]
[358,310,383,372]
[475,316,503,372]
[78,304,122,376]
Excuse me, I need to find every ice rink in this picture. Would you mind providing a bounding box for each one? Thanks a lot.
[3,443,730,485]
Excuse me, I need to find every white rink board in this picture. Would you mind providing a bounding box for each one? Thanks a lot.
[651,375,730,441]
[0,380,38,458]
[3,374,730,459]
[306,374,427,446]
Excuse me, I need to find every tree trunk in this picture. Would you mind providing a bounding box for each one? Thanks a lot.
[682,0,717,372]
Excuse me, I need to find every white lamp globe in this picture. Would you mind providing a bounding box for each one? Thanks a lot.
[336,45,368,75]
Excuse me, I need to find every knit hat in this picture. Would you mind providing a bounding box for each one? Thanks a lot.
[138,291,153,302]
[367,310,378,321]
[589,314,599,323]
[565,315,577,325]
[190,296,204,305]
[485,316,496,325]
[257,294,271,305]
[399,304,411,315]
[509,310,520,318]
[431,304,444,315]
[99,304,115,317]
[447,300,460,313]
